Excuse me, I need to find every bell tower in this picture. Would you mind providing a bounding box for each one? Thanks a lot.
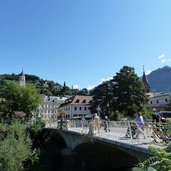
[19,69,26,87]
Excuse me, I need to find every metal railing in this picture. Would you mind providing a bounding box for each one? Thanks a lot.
[49,119,171,146]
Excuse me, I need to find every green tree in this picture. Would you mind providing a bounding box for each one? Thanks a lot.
[79,88,89,95]
[90,66,148,119]
[0,81,42,122]
[0,123,37,171]
[90,81,113,118]
[60,82,72,96]
[139,147,171,171]
[111,66,148,117]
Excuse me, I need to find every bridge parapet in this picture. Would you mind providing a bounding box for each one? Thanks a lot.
[48,120,170,150]
[46,120,171,168]
[53,128,154,162]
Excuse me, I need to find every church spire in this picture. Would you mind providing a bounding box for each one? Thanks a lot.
[142,65,150,93]
[19,69,26,87]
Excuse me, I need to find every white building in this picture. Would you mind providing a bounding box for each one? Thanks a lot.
[58,95,93,119]
[38,95,69,123]
[147,92,171,110]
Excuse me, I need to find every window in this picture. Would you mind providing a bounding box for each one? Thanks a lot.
[84,107,87,110]
[75,99,79,103]
[80,107,82,110]
[157,100,159,104]
[75,107,77,110]
[82,99,86,103]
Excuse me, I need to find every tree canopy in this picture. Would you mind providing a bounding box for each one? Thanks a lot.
[0,73,89,96]
[0,81,42,122]
[111,66,148,116]
[90,66,148,118]
[0,123,37,171]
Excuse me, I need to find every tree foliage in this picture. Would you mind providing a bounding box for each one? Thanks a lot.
[0,123,37,171]
[0,81,42,121]
[111,66,148,117]
[139,147,171,171]
[89,81,113,118]
[90,66,148,118]
[0,73,87,96]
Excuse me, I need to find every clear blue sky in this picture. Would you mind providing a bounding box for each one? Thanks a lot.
[0,0,171,90]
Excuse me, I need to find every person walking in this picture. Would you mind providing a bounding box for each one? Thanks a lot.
[134,112,145,138]
[81,117,86,128]
[94,113,101,133]
[104,116,110,132]
[152,108,160,123]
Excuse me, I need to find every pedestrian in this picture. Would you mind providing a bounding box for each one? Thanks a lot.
[134,112,145,138]
[81,117,86,128]
[88,119,95,135]
[152,108,160,123]
[104,116,110,132]
[94,113,101,133]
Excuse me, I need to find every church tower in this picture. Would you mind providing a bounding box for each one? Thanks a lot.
[19,69,26,87]
[142,66,150,93]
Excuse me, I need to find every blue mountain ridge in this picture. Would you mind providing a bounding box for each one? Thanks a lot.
[146,66,171,93]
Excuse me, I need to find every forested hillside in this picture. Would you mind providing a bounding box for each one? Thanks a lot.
[0,73,73,96]
[1,65,171,96]
[0,73,90,96]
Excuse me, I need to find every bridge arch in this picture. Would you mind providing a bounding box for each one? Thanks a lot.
[72,141,139,170]
[46,128,153,169]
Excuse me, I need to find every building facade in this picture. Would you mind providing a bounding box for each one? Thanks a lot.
[147,92,171,111]
[58,95,93,119]
[38,95,69,123]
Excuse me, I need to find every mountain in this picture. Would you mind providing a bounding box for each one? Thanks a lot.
[147,66,171,92]
[0,66,171,93]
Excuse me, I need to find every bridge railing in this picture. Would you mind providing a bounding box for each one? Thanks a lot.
[54,119,171,145]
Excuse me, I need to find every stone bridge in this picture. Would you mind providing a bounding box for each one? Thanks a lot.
[46,127,155,170]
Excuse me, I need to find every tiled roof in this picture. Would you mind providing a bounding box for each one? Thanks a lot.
[44,95,69,102]
[71,95,92,104]
[59,95,92,107]
[147,92,171,98]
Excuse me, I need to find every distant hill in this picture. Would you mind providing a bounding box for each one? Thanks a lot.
[147,66,171,93]
[1,66,171,94]
[0,73,88,96]
[0,73,70,96]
